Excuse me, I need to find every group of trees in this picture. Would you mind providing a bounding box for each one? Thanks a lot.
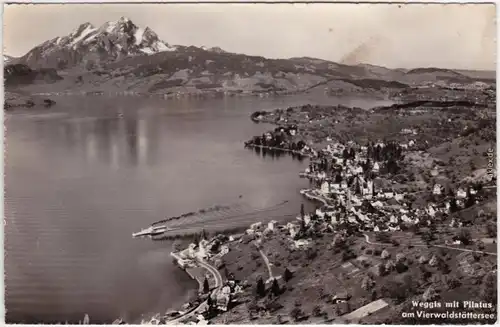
[366,141,404,163]
[249,131,305,152]
[255,276,282,298]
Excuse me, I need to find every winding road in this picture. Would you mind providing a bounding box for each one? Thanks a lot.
[166,259,223,325]
[254,242,274,280]
[362,234,497,256]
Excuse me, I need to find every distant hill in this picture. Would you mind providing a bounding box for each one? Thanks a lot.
[10,17,495,95]
[4,63,62,87]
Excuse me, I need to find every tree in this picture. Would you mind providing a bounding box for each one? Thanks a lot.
[465,189,476,208]
[456,228,472,245]
[256,277,266,298]
[300,203,305,218]
[193,233,200,245]
[422,286,438,301]
[172,240,183,252]
[446,277,461,290]
[481,272,497,303]
[355,178,361,195]
[290,307,303,322]
[271,278,281,296]
[486,221,497,237]
[207,292,213,306]
[449,198,459,213]
[203,277,210,293]
[421,230,435,244]
[362,276,374,291]
[312,305,323,317]
[284,268,293,282]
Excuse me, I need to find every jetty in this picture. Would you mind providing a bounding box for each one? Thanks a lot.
[166,253,223,325]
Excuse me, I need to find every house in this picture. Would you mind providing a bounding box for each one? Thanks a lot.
[384,192,395,199]
[216,293,230,311]
[456,188,467,199]
[341,181,348,189]
[367,180,374,194]
[433,184,443,195]
[293,239,310,249]
[372,162,380,173]
[331,292,351,304]
[331,183,341,191]
[267,220,277,231]
[401,214,411,223]
[303,214,311,226]
[320,181,330,194]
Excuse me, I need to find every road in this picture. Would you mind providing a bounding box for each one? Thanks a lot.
[166,259,223,325]
[256,245,274,280]
[363,234,497,256]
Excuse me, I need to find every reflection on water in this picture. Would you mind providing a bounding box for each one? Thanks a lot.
[5,94,393,324]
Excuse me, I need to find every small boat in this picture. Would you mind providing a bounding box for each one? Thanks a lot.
[132,225,174,238]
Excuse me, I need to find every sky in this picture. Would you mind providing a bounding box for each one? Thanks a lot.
[2,3,496,70]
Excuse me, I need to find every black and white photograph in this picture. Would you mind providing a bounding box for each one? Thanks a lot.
[3,2,497,324]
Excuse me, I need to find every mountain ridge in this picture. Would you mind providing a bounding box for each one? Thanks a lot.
[7,17,495,96]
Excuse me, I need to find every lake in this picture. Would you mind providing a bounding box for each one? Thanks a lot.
[4,94,393,323]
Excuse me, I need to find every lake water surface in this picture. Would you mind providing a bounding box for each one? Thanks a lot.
[5,94,393,323]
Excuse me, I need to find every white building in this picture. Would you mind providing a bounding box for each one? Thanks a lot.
[321,181,330,194]
[372,162,380,173]
[315,209,325,218]
[456,188,467,199]
[427,206,436,217]
[384,192,395,199]
[433,184,443,195]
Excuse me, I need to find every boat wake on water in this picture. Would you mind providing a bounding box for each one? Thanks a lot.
[132,200,290,238]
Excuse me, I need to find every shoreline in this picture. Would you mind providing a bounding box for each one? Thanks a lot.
[243,143,312,157]
[140,93,495,324]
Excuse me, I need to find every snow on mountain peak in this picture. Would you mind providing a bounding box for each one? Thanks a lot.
[19,17,178,68]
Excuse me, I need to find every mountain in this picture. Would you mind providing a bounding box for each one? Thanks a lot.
[17,17,176,69]
[9,17,495,97]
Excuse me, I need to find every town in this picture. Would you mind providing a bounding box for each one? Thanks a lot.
[139,83,497,325]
